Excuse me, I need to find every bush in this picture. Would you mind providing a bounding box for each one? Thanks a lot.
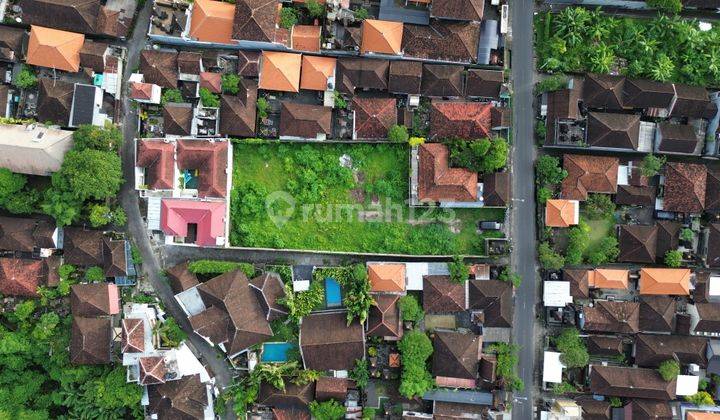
[309,399,345,420]
[539,242,565,270]
[554,328,589,368]
[583,194,615,220]
[498,267,522,288]
[187,260,255,277]
[279,281,325,321]
[354,7,368,20]
[350,359,369,389]
[362,407,377,420]
[537,186,552,204]
[73,125,123,152]
[552,381,577,395]
[609,397,622,408]
[535,120,547,142]
[536,155,568,186]
[448,255,469,284]
[397,330,434,398]
[664,250,683,268]
[641,154,666,177]
[658,359,680,381]
[681,228,694,242]
[333,91,347,109]
[536,74,568,93]
[161,88,183,105]
[13,65,37,89]
[565,221,590,266]
[88,204,112,228]
[387,125,409,143]
[488,343,523,392]
[305,0,325,18]
[587,236,619,265]
[85,266,105,282]
[647,0,682,13]
[199,87,219,108]
[257,97,269,119]
[279,7,298,29]
[221,74,240,94]
[448,137,509,174]
[398,295,424,323]
[409,136,425,146]
[156,317,187,348]
[686,391,715,406]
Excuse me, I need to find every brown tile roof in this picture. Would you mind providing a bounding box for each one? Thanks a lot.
[402,21,479,63]
[96,6,130,38]
[71,283,119,316]
[300,311,364,371]
[657,123,700,154]
[147,374,209,419]
[482,172,510,207]
[479,354,496,383]
[176,139,228,198]
[618,224,658,264]
[70,316,112,365]
[546,80,582,131]
[257,378,315,408]
[0,216,55,252]
[189,0,235,44]
[576,396,612,419]
[430,0,483,20]
[634,334,707,368]
[237,50,260,77]
[299,55,336,91]
[336,58,389,94]
[165,262,200,294]
[163,103,193,136]
[671,84,710,118]
[563,268,589,299]
[272,407,311,420]
[693,302,720,334]
[429,100,492,140]
[583,301,639,334]
[432,330,480,381]
[589,365,676,400]
[136,140,175,190]
[639,296,676,333]
[421,64,464,97]
[219,80,257,137]
[706,168,720,213]
[663,162,707,213]
[657,221,681,261]
[423,275,465,313]
[130,82,154,100]
[249,272,287,321]
[368,263,405,292]
[615,185,656,207]
[37,77,73,125]
[0,257,46,297]
[623,78,675,109]
[63,227,104,266]
[353,96,396,139]
[102,238,127,277]
[189,269,273,356]
[561,154,618,200]
[639,268,691,296]
[707,223,720,267]
[388,60,422,94]
[280,102,332,139]
[121,318,145,353]
[140,356,167,385]
[367,294,402,338]
[79,39,107,73]
[315,377,348,402]
[177,51,202,75]
[232,0,278,42]
[0,25,26,61]
[687,412,720,420]
[417,143,477,203]
[627,400,672,420]
[45,255,61,286]
[465,69,503,99]
[140,49,178,88]
[582,74,625,110]
[586,335,624,357]
[19,0,99,35]
[360,19,403,55]
[200,72,222,93]
[586,112,640,150]
[468,279,513,327]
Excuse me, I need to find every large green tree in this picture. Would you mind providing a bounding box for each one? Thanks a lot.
[72,125,123,152]
[398,330,434,398]
[52,149,123,202]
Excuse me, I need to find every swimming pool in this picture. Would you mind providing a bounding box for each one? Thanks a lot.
[261,342,295,363]
[325,277,342,308]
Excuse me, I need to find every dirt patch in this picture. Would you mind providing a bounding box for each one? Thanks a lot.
[350,187,366,203]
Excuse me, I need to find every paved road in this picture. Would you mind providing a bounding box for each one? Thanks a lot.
[510,0,539,418]
[117,3,237,416]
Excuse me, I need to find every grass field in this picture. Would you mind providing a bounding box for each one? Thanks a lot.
[229,142,506,255]
[584,214,615,258]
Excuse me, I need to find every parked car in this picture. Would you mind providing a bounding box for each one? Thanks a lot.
[479,221,503,231]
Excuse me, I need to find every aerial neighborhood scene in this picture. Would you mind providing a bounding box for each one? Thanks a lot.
[4,0,720,418]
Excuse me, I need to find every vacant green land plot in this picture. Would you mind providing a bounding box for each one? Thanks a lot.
[229,142,505,255]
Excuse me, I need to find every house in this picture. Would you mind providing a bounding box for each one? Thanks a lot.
[291,25,321,53]
[140,49,178,88]
[130,82,162,104]
[633,334,707,368]
[468,279,513,328]
[26,25,84,72]
[639,268,691,295]
[63,227,105,266]
[615,184,656,207]
[367,262,406,293]
[623,400,673,420]
[0,26,25,62]
[663,162,707,213]
[586,335,624,358]
[249,272,287,321]
[575,396,612,419]
[656,123,701,154]
[17,0,129,38]
[415,143,478,204]
[585,112,640,150]
[315,377,348,402]
[706,168,720,214]
[160,199,226,247]
[136,139,175,190]
[258,51,301,93]
[0,216,57,253]
[0,123,73,176]
[421,64,464,98]
[622,78,675,111]
[482,172,510,207]
[188,0,234,44]
[361,19,403,55]
[70,317,113,365]
[639,295,676,333]
[36,78,74,125]
[280,102,331,140]
[430,0,484,21]
[299,311,365,372]
[256,378,315,409]
[688,302,720,335]
[165,262,200,294]
[237,50,260,77]
[582,300,639,334]
[335,58,389,94]
[146,374,214,419]
[432,330,481,388]
[200,72,221,94]
[465,69,504,99]
[367,294,402,340]
[79,40,109,73]
[163,103,195,136]
[175,139,228,198]
[423,275,466,313]
[429,100,492,139]
[543,351,565,384]
[582,73,624,110]
[299,55,336,92]
[563,269,589,300]
[352,96,396,139]
[617,222,680,264]
[388,60,422,95]
[219,80,257,137]
[0,257,51,297]
[188,269,273,357]
[670,84,710,119]
[589,365,676,400]
[705,223,720,268]
[402,21,480,64]
[231,0,280,43]
[70,283,121,317]
[561,154,619,200]
[545,199,579,228]
[587,268,629,290]
[69,83,109,127]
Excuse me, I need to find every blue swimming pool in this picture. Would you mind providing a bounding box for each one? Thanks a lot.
[325,277,342,308]
[261,342,294,363]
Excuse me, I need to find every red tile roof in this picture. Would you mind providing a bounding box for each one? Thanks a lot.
[176,139,228,198]
[130,82,154,100]
[352,96,397,139]
[561,154,619,200]
[417,143,477,203]
[136,140,175,190]
[663,162,707,213]
[429,100,492,139]
[0,257,46,297]
[199,71,222,93]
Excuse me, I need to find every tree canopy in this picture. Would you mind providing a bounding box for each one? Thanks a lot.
[397,330,434,398]
[554,328,589,368]
[448,137,509,174]
[658,359,680,381]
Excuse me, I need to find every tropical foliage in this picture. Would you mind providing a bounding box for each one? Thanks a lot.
[397,330,434,398]
[553,328,589,368]
[447,137,509,174]
[398,295,424,323]
[279,281,325,321]
[309,400,345,420]
[658,359,680,381]
[488,343,524,392]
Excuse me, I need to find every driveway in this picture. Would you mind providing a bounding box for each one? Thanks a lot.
[510,0,540,418]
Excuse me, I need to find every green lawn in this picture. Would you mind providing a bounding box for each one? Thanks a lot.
[583,215,615,257]
[229,142,506,255]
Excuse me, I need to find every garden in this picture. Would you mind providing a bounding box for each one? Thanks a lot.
[535,7,720,86]
[229,142,505,255]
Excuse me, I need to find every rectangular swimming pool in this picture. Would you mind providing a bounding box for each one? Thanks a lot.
[325,277,342,308]
[261,342,295,363]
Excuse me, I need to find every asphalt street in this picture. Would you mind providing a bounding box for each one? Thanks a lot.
[117,5,237,418]
[510,0,539,418]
